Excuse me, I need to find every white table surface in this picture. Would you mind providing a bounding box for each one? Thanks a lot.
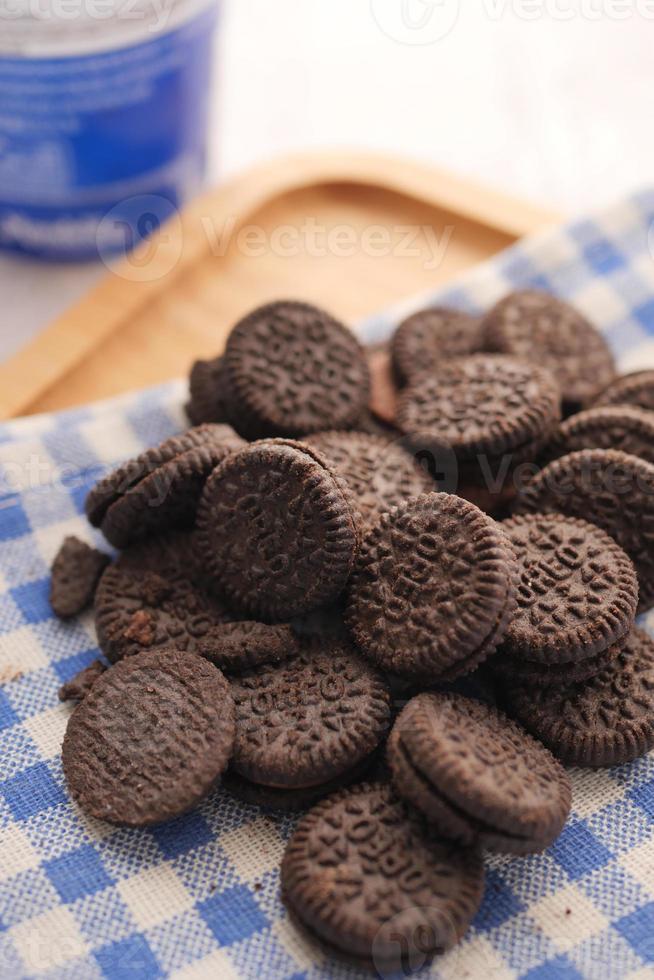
[2,0,654,362]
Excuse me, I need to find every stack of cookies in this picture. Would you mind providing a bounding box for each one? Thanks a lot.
[49,291,654,973]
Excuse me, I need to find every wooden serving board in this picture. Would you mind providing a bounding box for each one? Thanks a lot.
[0,152,560,419]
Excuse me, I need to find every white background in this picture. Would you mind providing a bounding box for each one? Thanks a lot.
[2,0,654,359]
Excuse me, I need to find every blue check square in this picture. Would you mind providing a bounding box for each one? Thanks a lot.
[45,844,114,904]
[0,690,18,732]
[95,934,163,980]
[151,810,213,860]
[615,902,654,963]
[1,762,67,820]
[629,777,654,821]
[11,577,52,625]
[523,955,584,980]
[474,868,525,932]
[633,297,654,332]
[550,821,613,880]
[0,497,30,543]
[199,884,268,946]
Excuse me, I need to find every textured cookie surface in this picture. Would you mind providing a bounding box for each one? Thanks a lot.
[62,649,235,826]
[492,637,626,688]
[500,514,638,662]
[187,356,230,425]
[223,755,375,813]
[515,449,654,612]
[230,639,390,788]
[197,440,360,620]
[223,301,370,438]
[391,307,485,384]
[95,531,233,663]
[281,782,484,968]
[305,430,436,528]
[483,289,616,412]
[198,621,300,673]
[85,424,231,527]
[396,354,560,461]
[346,493,516,679]
[99,435,244,548]
[505,627,654,767]
[50,536,110,618]
[594,370,654,413]
[388,692,571,854]
[545,406,654,466]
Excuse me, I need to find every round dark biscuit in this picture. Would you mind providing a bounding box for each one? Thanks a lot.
[281,782,485,969]
[391,307,485,385]
[198,621,300,673]
[515,449,654,612]
[387,692,571,855]
[504,627,654,767]
[94,531,234,663]
[230,638,391,789]
[304,430,436,529]
[99,436,244,549]
[196,439,361,620]
[483,289,616,413]
[545,405,654,466]
[50,536,110,619]
[85,424,233,527]
[222,754,376,813]
[58,659,107,702]
[492,636,626,688]
[62,648,235,826]
[396,354,560,464]
[594,370,654,413]
[346,493,517,680]
[500,514,638,663]
[223,300,370,439]
[187,356,231,425]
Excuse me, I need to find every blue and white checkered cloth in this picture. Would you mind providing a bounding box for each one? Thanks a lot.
[2,190,654,980]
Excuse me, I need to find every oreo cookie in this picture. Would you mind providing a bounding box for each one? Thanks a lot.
[545,405,654,465]
[499,514,638,663]
[62,648,234,826]
[197,439,361,620]
[186,356,230,425]
[346,493,518,680]
[97,427,244,548]
[391,307,485,385]
[493,638,626,688]
[85,424,231,528]
[198,621,300,673]
[396,354,560,474]
[483,289,616,414]
[94,531,234,663]
[505,627,654,767]
[50,536,110,618]
[281,782,485,971]
[594,369,654,412]
[58,659,107,702]
[230,639,391,790]
[305,430,436,528]
[515,449,654,612]
[388,692,571,854]
[222,301,370,439]
[223,753,376,813]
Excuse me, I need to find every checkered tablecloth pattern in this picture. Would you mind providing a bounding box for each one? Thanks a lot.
[2,192,654,980]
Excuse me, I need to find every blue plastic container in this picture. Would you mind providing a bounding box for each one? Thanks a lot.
[0,0,218,260]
